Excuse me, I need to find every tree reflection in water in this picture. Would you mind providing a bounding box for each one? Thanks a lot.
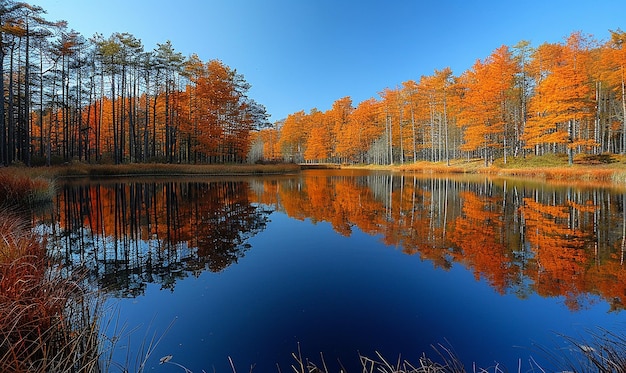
[39,171,626,312]
[251,171,626,313]
[42,179,271,297]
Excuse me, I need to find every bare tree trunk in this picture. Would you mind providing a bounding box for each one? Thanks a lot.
[622,68,626,154]
[8,40,16,164]
[410,105,416,162]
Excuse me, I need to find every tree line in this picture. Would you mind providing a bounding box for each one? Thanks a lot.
[0,0,270,167]
[250,30,626,166]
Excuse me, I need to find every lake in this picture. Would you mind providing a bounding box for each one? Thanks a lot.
[37,169,626,372]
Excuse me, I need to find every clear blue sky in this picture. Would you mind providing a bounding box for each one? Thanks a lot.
[37,0,625,122]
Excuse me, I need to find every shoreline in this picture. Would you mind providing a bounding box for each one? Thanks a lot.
[4,158,626,185]
[354,158,626,185]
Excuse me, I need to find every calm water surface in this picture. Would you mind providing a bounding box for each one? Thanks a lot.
[38,170,626,372]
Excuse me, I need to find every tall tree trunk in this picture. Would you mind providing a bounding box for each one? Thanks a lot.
[386,114,392,165]
[120,64,126,163]
[410,105,416,162]
[38,44,44,159]
[8,41,15,164]
[111,63,118,164]
[24,24,31,165]
[143,71,150,162]
[622,68,626,154]
[568,119,574,165]
[97,65,104,162]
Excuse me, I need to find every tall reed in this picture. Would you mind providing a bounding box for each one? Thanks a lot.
[0,211,103,372]
[0,170,54,208]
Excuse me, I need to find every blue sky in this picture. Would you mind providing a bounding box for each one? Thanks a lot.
[37,0,624,122]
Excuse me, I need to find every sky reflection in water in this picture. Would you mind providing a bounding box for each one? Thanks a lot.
[106,207,621,373]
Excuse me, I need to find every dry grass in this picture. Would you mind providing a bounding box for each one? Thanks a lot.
[0,169,54,208]
[395,160,477,175]
[538,328,626,373]
[0,212,103,373]
[394,155,626,186]
[219,342,545,373]
[38,162,302,178]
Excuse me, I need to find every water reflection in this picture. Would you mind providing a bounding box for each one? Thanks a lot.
[42,179,271,297]
[41,171,626,311]
[257,171,626,312]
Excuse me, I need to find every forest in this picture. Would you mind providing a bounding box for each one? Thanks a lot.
[255,30,626,166]
[0,0,271,167]
[0,1,624,167]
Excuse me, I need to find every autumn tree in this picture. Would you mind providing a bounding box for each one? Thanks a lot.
[401,80,420,162]
[379,87,402,164]
[417,68,457,163]
[153,40,183,163]
[511,40,534,156]
[459,46,518,165]
[327,96,353,162]
[595,29,626,153]
[247,124,280,163]
[0,0,60,165]
[349,98,384,163]
[524,33,596,163]
[0,0,24,165]
[303,108,331,162]
[278,110,308,162]
[177,59,265,163]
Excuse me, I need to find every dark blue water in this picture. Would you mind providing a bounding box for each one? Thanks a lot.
[43,172,626,372]
[102,209,622,372]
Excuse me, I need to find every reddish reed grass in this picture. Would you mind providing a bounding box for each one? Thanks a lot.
[0,212,102,372]
[0,170,53,208]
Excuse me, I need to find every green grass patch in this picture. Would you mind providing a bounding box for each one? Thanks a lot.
[493,153,569,168]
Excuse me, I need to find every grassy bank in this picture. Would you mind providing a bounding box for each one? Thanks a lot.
[393,154,626,185]
[18,162,302,179]
[6,156,626,185]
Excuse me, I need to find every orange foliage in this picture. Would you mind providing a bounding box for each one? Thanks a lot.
[524,33,596,153]
[278,111,309,162]
[449,191,515,294]
[459,46,518,156]
[270,31,625,165]
[304,109,332,161]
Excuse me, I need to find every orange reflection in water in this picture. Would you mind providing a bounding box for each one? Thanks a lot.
[45,172,626,310]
